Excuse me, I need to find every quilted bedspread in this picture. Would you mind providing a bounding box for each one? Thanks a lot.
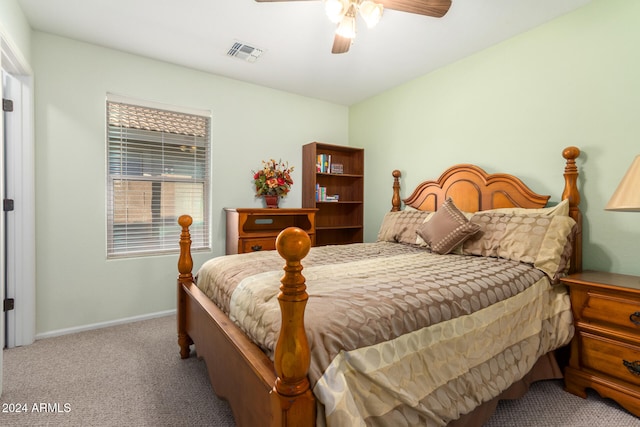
[195,242,573,426]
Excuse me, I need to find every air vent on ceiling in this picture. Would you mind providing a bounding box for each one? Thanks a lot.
[227,41,264,63]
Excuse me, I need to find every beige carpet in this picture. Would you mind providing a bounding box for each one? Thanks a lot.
[1,314,639,426]
[1,315,233,426]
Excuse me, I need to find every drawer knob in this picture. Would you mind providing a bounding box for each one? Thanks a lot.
[623,360,640,376]
[630,311,640,326]
[251,245,263,251]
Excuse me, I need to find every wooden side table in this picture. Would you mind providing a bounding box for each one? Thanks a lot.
[561,270,640,417]
[224,208,317,255]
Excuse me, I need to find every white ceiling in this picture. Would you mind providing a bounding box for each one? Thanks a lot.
[17,0,592,106]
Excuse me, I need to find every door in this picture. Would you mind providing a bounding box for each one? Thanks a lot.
[0,61,5,398]
[0,31,36,398]
[2,70,35,352]
[3,70,16,348]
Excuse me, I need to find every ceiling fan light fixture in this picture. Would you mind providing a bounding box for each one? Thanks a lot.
[324,0,350,23]
[335,5,357,39]
[358,1,383,28]
[336,14,356,39]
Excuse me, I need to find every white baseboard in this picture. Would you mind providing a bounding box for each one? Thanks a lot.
[35,309,177,340]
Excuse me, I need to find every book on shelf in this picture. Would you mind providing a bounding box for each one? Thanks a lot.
[316,154,332,173]
[315,184,325,201]
[315,184,339,202]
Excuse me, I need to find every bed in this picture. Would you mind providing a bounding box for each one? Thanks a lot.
[176,146,582,426]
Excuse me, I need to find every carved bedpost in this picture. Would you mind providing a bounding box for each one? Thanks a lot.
[562,146,583,273]
[271,227,315,426]
[177,215,194,359]
[392,170,402,211]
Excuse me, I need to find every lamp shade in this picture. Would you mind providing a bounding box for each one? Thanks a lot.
[605,155,640,211]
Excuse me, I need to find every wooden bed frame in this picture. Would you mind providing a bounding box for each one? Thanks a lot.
[177,146,582,426]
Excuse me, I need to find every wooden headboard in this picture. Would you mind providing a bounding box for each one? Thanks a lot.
[389,146,582,273]
[402,164,550,212]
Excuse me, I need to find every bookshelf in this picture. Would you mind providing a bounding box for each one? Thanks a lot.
[302,142,364,246]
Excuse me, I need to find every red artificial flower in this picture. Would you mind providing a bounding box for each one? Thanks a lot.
[251,159,295,198]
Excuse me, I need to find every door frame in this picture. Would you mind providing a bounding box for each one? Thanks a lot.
[1,29,35,355]
[3,69,35,349]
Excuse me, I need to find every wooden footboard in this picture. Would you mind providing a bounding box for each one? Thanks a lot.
[177,216,315,426]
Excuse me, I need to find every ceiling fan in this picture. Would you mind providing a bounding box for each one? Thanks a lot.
[255,0,452,54]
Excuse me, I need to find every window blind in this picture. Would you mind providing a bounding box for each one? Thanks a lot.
[106,99,211,258]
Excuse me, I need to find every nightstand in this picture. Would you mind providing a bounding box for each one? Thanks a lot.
[562,270,640,417]
[224,208,317,255]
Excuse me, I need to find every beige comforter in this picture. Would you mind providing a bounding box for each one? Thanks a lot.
[195,242,573,426]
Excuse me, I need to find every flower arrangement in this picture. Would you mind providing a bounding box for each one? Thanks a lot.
[252,159,294,198]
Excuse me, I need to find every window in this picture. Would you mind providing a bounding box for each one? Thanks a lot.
[106,96,211,258]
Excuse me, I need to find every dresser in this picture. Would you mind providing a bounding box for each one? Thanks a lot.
[224,208,317,255]
[562,270,640,417]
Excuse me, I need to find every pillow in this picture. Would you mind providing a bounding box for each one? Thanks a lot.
[552,222,578,281]
[462,213,509,258]
[415,210,474,253]
[377,210,432,245]
[416,198,481,254]
[483,198,570,217]
[463,211,576,280]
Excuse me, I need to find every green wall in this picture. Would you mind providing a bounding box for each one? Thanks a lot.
[0,0,31,66]
[351,0,640,276]
[31,33,348,334]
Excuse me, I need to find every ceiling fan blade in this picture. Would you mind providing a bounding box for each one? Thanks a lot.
[378,0,452,18]
[332,34,351,54]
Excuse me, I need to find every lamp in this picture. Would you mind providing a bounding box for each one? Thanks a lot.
[605,155,640,211]
[325,0,384,39]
